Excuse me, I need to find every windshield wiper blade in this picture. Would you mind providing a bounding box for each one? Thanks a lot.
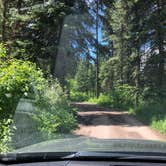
[63,152,166,162]
[1,151,166,164]
[0,152,73,163]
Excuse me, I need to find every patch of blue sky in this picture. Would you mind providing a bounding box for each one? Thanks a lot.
[140,41,151,52]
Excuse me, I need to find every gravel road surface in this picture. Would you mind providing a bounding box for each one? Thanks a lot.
[73,102,165,141]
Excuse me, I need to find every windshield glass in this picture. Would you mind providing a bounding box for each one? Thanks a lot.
[0,0,166,154]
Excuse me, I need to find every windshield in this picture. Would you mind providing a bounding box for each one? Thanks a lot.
[0,0,166,154]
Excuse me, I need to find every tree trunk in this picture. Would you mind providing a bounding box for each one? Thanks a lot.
[156,0,165,87]
[2,0,7,42]
[135,48,140,107]
[12,0,22,39]
[119,24,125,85]
[96,0,100,98]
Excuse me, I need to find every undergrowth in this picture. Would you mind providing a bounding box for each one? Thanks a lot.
[130,102,166,135]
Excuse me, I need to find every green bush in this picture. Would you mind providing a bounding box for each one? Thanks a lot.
[89,85,137,109]
[97,94,113,106]
[67,79,91,102]
[34,80,77,135]
[112,85,138,109]
[0,57,45,118]
[134,102,166,125]
[152,119,166,135]
[142,86,166,103]
[70,91,90,102]
[11,81,78,149]
[89,94,113,107]
[132,102,166,135]
[0,44,77,152]
[88,97,98,103]
[0,44,46,152]
[0,119,15,153]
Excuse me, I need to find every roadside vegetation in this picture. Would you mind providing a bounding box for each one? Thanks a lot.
[0,44,77,152]
[131,103,166,135]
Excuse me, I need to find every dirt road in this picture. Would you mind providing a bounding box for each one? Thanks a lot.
[73,102,165,141]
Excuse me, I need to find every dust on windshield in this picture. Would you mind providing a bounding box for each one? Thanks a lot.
[0,0,165,153]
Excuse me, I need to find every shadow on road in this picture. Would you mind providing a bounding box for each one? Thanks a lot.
[72,102,143,127]
[77,113,143,127]
[71,102,120,112]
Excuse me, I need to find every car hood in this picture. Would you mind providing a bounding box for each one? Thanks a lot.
[13,137,166,153]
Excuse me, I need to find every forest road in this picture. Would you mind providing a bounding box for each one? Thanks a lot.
[72,102,165,141]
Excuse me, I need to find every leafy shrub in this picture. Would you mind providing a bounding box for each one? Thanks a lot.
[152,119,166,135]
[11,81,78,149]
[132,102,166,135]
[34,80,77,136]
[0,44,77,152]
[97,94,113,106]
[142,86,166,104]
[70,91,90,102]
[89,94,113,107]
[0,119,15,153]
[0,43,6,58]
[0,44,46,152]
[0,55,45,118]
[89,85,137,109]
[134,102,166,125]
[67,79,91,102]
[112,85,138,109]
[88,97,98,103]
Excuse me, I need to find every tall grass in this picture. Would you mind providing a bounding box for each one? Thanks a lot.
[88,85,137,110]
[89,94,113,107]
[131,102,166,135]
[70,91,90,102]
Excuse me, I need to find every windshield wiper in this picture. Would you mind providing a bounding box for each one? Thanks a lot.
[0,152,72,164]
[1,151,166,164]
[63,151,166,162]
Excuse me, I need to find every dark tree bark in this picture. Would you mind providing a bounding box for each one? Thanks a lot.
[156,0,165,87]
[135,48,141,107]
[96,0,100,98]
[1,0,7,42]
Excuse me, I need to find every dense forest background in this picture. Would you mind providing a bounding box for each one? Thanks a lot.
[0,0,165,152]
